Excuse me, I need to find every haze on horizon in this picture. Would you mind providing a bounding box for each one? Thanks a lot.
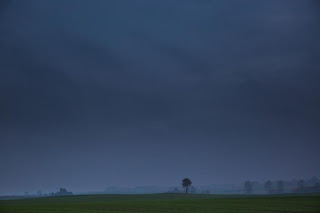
[0,0,319,195]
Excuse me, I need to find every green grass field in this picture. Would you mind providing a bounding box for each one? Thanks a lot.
[1,193,320,213]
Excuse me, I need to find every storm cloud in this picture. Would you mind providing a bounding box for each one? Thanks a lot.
[0,0,319,194]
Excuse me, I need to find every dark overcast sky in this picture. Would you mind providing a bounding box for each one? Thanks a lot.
[1,0,320,195]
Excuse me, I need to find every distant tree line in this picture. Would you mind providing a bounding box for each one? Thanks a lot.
[50,188,73,196]
[169,176,320,194]
[24,188,73,197]
[244,176,320,194]
[168,178,211,194]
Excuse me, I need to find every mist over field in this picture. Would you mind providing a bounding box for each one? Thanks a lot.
[0,0,320,195]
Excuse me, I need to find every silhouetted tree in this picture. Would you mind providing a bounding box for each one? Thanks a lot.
[264,180,273,193]
[277,180,284,193]
[244,181,253,194]
[182,178,192,194]
[60,188,67,193]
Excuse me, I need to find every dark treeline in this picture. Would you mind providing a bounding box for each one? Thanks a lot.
[25,188,73,198]
[20,176,320,197]
[244,176,320,194]
[49,188,73,196]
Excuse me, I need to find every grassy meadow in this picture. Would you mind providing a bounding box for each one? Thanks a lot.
[0,193,320,213]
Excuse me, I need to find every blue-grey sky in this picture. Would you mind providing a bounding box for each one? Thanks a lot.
[1,0,320,195]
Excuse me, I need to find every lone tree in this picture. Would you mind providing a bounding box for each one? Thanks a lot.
[182,178,192,194]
